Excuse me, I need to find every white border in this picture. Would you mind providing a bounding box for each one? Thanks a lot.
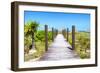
[19,5,96,68]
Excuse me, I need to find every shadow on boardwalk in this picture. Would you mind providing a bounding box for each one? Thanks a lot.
[39,34,80,61]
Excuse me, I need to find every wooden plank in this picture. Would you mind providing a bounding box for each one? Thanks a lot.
[39,34,79,61]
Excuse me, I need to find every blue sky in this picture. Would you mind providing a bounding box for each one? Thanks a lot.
[24,11,90,32]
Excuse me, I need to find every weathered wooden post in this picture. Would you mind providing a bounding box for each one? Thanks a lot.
[57,29,58,35]
[62,29,64,36]
[67,28,69,41]
[56,29,58,36]
[72,25,75,50]
[64,29,66,38]
[55,29,57,37]
[54,29,56,38]
[52,27,54,41]
[45,25,48,51]
[62,29,66,38]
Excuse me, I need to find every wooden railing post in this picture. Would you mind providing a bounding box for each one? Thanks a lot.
[54,29,56,38]
[57,29,58,35]
[67,28,69,41]
[64,29,66,38]
[55,29,57,37]
[52,27,54,41]
[56,29,58,36]
[62,29,64,37]
[62,30,63,35]
[62,29,66,38]
[45,25,48,51]
[72,25,75,50]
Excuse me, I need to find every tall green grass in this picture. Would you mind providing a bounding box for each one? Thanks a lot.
[68,32,90,59]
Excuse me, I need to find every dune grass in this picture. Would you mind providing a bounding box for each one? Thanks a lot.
[67,31,90,59]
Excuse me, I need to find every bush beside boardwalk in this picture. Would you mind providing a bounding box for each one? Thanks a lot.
[68,31,90,59]
[24,21,53,62]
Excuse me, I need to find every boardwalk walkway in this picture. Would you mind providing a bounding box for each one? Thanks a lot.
[39,34,79,61]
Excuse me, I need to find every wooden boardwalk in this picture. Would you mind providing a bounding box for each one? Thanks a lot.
[39,34,79,61]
